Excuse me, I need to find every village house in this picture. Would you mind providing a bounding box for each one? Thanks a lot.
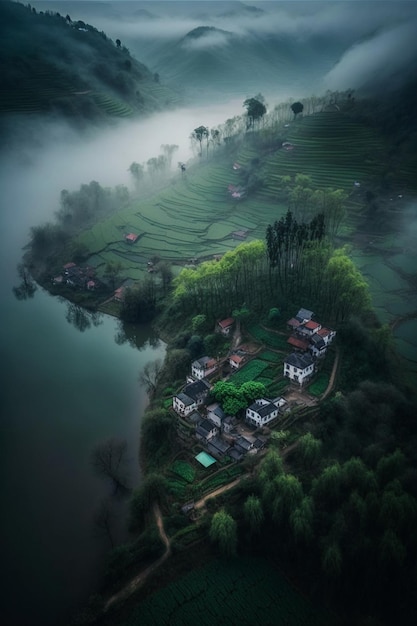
[287,308,314,328]
[284,352,315,385]
[287,335,310,352]
[309,333,327,358]
[217,317,234,336]
[299,320,322,337]
[287,308,336,358]
[113,286,125,302]
[234,436,255,455]
[318,327,337,345]
[229,352,246,370]
[196,419,218,442]
[172,379,211,417]
[191,356,218,380]
[206,403,227,429]
[245,397,287,427]
[208,436,231,457]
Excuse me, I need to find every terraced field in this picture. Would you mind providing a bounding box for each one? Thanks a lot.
[75,109,417,370]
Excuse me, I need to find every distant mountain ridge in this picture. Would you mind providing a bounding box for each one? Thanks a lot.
[0,0,179,124]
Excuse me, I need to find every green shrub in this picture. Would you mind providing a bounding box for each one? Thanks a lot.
[171,460,196,484]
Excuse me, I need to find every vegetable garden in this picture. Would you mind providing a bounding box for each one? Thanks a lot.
[117,557,332,625]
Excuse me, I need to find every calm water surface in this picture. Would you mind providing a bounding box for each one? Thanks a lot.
[0,127,167,625]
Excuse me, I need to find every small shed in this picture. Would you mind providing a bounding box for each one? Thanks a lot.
[125,233,139,244]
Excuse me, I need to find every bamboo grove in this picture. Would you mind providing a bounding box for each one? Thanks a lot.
[172,210,370,324]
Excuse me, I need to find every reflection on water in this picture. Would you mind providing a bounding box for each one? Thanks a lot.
[1,285,166,626]
[64,301,104,332]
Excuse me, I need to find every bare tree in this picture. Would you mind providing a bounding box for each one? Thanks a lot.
[139,359,163,396]
[91,437,130,494]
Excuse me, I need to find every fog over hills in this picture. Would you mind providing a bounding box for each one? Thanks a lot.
[31,1,417,104]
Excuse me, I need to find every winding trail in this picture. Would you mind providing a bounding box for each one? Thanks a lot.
[102,347,340,615]
[103,503,170,613]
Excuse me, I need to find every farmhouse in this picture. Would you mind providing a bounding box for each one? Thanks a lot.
[300,320,322,336]
[309,333,327,358]
[217,317,234,336]
[296,308,314,323]
[208,436,231,457]
[196,419,218,442]
[124,233,139,244]
[229,353,246,369]
[114,286,125,301]
[246,397,287,427]
[191,356,218,380]
[206,403,227,429]
[287,335,309,351]
[287,308,336,358]
[284,353,315,385]
[234,436,255,455]
[172,379,211,417]
[318,327,337,345]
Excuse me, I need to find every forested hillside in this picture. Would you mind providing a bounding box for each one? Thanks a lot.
[0,1,179,124]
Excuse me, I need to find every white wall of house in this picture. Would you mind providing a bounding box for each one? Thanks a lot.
[172,396,196,416]
[284,362,314,384]
[246,406,279,427]
[191,363,217,379]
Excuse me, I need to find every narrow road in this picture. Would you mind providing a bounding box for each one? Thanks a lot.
[103,503,170,613]
[321,347,340,401]
[194,475,246,510]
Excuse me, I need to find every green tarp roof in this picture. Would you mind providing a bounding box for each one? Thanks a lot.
[195,451,216,468]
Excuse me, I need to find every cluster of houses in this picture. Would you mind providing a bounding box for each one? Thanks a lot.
[171,309,336,461]
[52,262,98,290]
[173,377,276,461]
[284,308,336,386]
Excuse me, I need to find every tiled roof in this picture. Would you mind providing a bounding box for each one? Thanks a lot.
[218,317,234,328]
[304,320,320,330]
[287,335,309,350]
[297,308,314,321]
[285,352,314,369]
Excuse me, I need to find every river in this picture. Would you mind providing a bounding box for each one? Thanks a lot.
[0,100,248,625]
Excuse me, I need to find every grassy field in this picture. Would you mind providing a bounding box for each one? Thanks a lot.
[75,110,395,280]
[116,557,333,626]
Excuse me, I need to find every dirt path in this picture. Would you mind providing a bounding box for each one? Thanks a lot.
[194,475,247,510]
[103,503,170,613]
[321,347,340,401]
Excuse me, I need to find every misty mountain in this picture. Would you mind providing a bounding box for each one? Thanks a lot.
[149,25,341,100]
[0,0,178,126]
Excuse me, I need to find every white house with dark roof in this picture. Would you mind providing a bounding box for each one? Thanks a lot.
[172,379,211,417]
[284,352,315,385]
[191,356,218,380]
[245,397,287,427]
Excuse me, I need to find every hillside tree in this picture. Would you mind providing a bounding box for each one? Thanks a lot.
[191,125,209,157]
[291,101,304,118]
[243,97,267,129]
[210,509,237,556]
